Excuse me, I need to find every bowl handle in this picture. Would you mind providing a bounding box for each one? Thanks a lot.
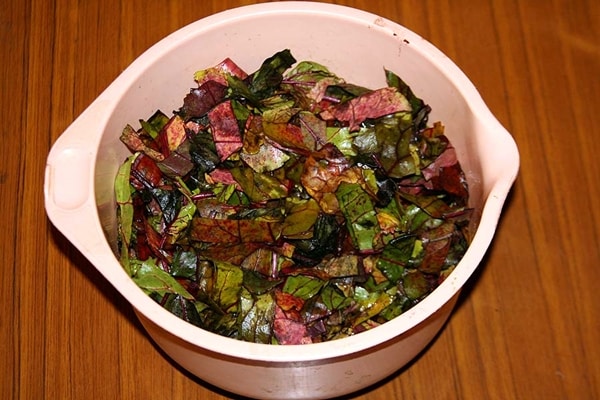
[44,99,114,257]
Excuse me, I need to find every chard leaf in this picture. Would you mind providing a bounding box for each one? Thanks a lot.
[194,57,248,86]
[230,166,288,202]
[226,74,260,105]
[325,82,372,101]
[317,255,360,278]
[238,288,276,343]
[281,198,320,238]
[190,217,280,244]
[243,269,283,295]
[131,152,168,189]
[149,187,180,225]
[120,124,165,162]
[374,114,418,178]
[188,131,219,174]
[179,80,228,121]
[170,249,198,280]
[298,110,327,150]
[130,258,194,300]
[398,202,433,232]
[282,275,325,300]
[249,49,296,98]
[198,243,261,265]
[321,285,352,310]
[273,306,311,344]
[155,115,188,160]
[320,87,411,131]
[376,235,416,283]
[163,294,203,327]
[397,191,453,219]
[157,142,194,178]
[240,142,290,173]
[378,297,407,321]
[299,153,359,214]
[241,248,277,278]
[207,100,243,161]
[115,153,137,272]
[213,261,244,310]
[401,270,430,300]
[164,200,196,245]
[352,290,393,327]
[326,126,358,157]
[282,60,344,109]
[291,213,341,265]
[385,68,430,129]
[419,222,455,274]
[241,113,263,155]
[275,289,305,311]
[140,110,169,139]
[336,182,380,252]
[262,106,312,151]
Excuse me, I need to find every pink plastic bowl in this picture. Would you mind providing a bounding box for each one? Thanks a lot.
[44,2,519,399]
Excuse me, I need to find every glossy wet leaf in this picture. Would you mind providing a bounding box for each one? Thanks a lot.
[115,153,136,271]
[130,258,194,300]
[249,49,296,98]
[230,166,289,202]
[179,80,228,121]
[243,269,283,295]
[163,294,203,327]
[240,142,290,173]
[140,110,169,139]
[213,262,244,310]
[402,270,431,300]
[190,217,280,244]
[282,275,325,300]
[207,100,243,161]
[320,87,411,131]
[170,249,198,280]
[320,285,352,310]
[281,198,320,238]
[238,288,276,343]
[336,182,380,252]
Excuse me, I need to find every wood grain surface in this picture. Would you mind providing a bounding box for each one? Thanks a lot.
[2,0,599,399]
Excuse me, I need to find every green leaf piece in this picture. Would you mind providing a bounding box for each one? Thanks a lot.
[336,182,380,252]
[130,258,194,300]
[283,275,325,300]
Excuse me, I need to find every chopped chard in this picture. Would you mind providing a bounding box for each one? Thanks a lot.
[115,50,472,344]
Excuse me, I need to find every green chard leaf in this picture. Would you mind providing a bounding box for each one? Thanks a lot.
[115,153,137,272]
[283,275,325,300]
[249,49,296,99]
[213,261,244,311]
[238,288,276,343]
[164,200,196,245]
[320,285,352,310]
[163,294,203,327]
[385,68,431,129]
[376,235,421,283]
[281,60,344,110]
[139,110,170,139]
[130,258,194,300]
[336,182,380,252]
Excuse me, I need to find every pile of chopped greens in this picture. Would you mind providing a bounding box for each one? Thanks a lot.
[115,49,472,344]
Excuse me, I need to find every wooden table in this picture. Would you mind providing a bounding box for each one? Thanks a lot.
[3,1,599,399]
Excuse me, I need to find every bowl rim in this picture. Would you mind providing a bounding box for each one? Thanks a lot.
[45,1,519,363]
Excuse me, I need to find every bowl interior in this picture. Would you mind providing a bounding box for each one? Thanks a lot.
[87,2,517,361]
